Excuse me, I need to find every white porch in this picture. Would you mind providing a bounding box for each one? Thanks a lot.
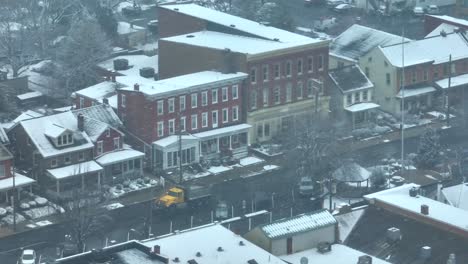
[153,135,200,171]
[396,85,436,114]
[0,173,35,203]
[95,149,145,183]
[345,102,380,129]
[46,160,103,194]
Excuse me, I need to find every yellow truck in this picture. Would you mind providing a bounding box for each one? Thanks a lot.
[156,185,212,209]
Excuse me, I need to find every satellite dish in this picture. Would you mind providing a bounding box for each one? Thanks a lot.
[300,257,309,264]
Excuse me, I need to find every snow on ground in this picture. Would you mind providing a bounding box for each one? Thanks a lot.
[2,213,26,225]
[104,203,124,211]
[108,177,159,198]
[427,111,455,120]
[208,166,232,174]
[184,171,211,180]
[239,156,264,166]
[23,205,59,219]
[263,165,279,171]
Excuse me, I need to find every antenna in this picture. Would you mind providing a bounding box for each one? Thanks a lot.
[400,28,405,173]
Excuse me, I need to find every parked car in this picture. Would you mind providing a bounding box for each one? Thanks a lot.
[299,177,315,196]
[314,17,337,31]
[327,0,346,8]
[413,6,425,16]
[426,5,440,15]
[334,3,353,12]
[305,0,326,5]
[19,249,36,264]
[215,200,229,219]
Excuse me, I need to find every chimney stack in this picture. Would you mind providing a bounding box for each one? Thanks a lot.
[152,245,160,254]
[421,204,429,215]
[111,71,116,82]
[357,255,372,264]
[78,114,84,132]
[103,98,109,105]
[134,83,140,91]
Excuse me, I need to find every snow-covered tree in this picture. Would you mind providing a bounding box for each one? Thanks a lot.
[256,1,294,31]
[230,0,263,20]
[415,127,442,170]
[193,0,233,12]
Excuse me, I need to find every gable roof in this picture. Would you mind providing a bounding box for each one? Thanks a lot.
[426,23,458,38]
[442,183,468,211]
[44,123,69,138]
[329,65,373,93]
[380,31,468,67]
[330,24,407,61]
[260,209,337,239]
[74,81,120,102]
[333,162,371,182]
[0,126,9,144]
[72,104,122,128]
[19,112,94,158]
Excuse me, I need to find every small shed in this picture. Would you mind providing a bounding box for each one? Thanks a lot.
[332,162,371,188]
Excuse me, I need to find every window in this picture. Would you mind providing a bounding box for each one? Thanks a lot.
[263,88,269,106]
[168,98,175,113]
[157,100,164,115]
[297,59,303,75]
[232,85,238,99]
[180,116,186,132]
[451,63,456,74]
[274,87,281,104]
[202,112,208,127]
[179,96,186,111]
[97,141,103,155]
[250,90,257,110]
[79,97,84,108]
[106,128,110,137]
[434,71,439,79]
[222,87,228,102]
[64,155,71,164]
[250,68,257,83]
[212,89,218,104]
[51,159,57,168]
[257,124,263,138]
[121,94,126,107]
[365,67,370,77]
[168,119,175,135]
[0,164,4,177]
[347,94,352,105]
[423,70,428,81]
[307,56,313,72]
[191,114,198,129]
[113,137,120,149]
[274,63,280,79]
[263,65,269,81]
[264,123,270,137]
[386,73,391,85]
[222,108,229,123]
[199,91,207,106]
[67,134,72,144]
[232,106,239,121]
[297,81,303,99]
[307,79,314,97]
[286,61,292,76]
[286,83,292,102]
[363,90,368,101]
[318,55,324,71]
[157,122,164,137]
[411,71,417,83]
[191,93,198,108]
[78,152,85,161]
[354,92,360,103]
[212,111,218,128]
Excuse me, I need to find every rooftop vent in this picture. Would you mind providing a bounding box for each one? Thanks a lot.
[140,67,155,78]
[113,58,129,71]
[196,252,202,257]
[386,227,401,242]
[273,38,280,41]
[421,204,429,215]
[357,255,372,264]
[134,83,140,91]
[186,35,194,38]
[173,257,180,262]
[409,187,419,197]
[230,24,236,28]
[317,242,332,254]
[174,8,179,11]
[217,246,224,252]
[440,30,447,37]
[247,260,259,264]
[152,245,160,254]
[300,257,309,264]
[420,246,431,259]
[447,253,456,264]
[188,260,198,264]
[239,241,245,246]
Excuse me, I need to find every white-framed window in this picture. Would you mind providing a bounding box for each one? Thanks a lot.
[180,116,186,132]
[263,88,269,106]
[191,93,198,108]
[307,79,314,97]
[157,100,164,115]
[250,90,257,110]
[113,137,120,149]
[202,91,208,106]
[168,119,175,135]
[212,110,218,128]
[263,65,269,82]
[423,70,428,81]
[97,141,103,155]
[318,55,324,71]
[0,163,4,178]
[202,112,208,127]
[274,87,280,104]
[274,63,280,79]
[354,92,360,102]
[297,81,303,99]
[212,89,218,104]
[250,67,257,83]
[179,95,186,111]
[78,152,85,161]
[286,83,292,102]
[121,94,126,107]
[286,61,292,77]
[307,56,313,73]
[222,87,228,102]
[51,158,58,168]
[222,108,229,123]
[232,106,239,121]
[79,97,84,108]
[64,155,71,164]
[157,121,164,137]
[363,90,368,101]
[232,85,238,99]
[168,98,175,113]
[297,59,303,75]
[191,114,198,129]
[347,94,352,105]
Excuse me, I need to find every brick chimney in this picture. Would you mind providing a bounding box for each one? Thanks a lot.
[152,245,160,254]
[77,114,84,132]
[134,83,140,91]
[421,204,429,215]
[103,98,109,105]
[111,73,116,83]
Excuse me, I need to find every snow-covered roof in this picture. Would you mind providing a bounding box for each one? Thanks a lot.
[16,91,42,101]
[98,55,158,76]
[142,223,284,264]
[344,102,380,113]
[427,15,468,28]
[0,144,12,161]
[0,126,9,144]
[44,123,69,138]
[331,24,407,61]
[442,183,468,211]
[426,23,458,38]
[73,104,123,128]
[0,173,35,192]
[117,21,145,35]
[108,94,118,109]
[365,183,468,233]
[47,160,103,180]
[12,110,43,124]
[80,116,109,142]
[119,71,247,98]
[329,64,373,93]
[193,124,251,140]
[161,3,321,44]
[162,30,318,55]
[96,149,144,165]
[20,112,94,158]
[380,32,468,67]
[334,208,366,243]
[436,73,468,89]
[281,244,391,264]
[153,135,199,148]
[333,162,371,182]
[396,85,436,98]
[260,209,337,239]
[74,81,119,101]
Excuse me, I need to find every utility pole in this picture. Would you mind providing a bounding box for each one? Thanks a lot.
[446,54,452,127]
[12,158,16,232]
[178,112,184,184]
[400,29,406,173]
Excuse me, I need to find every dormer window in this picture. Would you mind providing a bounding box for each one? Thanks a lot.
[57,133,74,147]
[45,123,74,148]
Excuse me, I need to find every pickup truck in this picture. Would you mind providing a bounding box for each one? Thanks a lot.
[156,185,212,209]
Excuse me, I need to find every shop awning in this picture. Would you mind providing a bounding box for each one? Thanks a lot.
[96,149,144,166]
[47,160,103,180]
[396,86,436,98]
[436,73,468,89]
[345,102,380,113]
[0,173,35,192]
[193,123,251,140]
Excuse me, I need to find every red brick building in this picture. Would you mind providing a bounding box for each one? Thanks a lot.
[424,15,468,36]
[157,3,331,143]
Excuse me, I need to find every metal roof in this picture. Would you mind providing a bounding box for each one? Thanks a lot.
[261,209,337,239]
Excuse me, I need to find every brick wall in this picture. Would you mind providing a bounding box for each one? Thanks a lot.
[0,159,12,179]
[157,7,207,38]
[94,128,123,157]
